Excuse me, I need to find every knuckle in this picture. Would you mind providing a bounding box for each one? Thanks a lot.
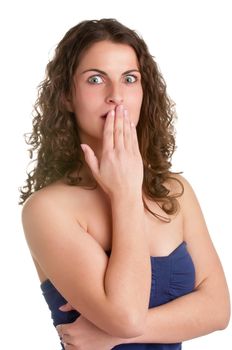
[103,149,114,159]
[116,148,125,158]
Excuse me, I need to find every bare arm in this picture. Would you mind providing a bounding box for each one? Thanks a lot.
[124,270,230,344]
[53,175,230,348]
[22,191,150,339]
[118,175,230,344]
[22,106,151,339]
[104,194,151,331]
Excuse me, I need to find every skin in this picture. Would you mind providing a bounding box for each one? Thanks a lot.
[54,41,230,349]
[65,40,143,174]
[56,171,231,349]
[23,40,230,348]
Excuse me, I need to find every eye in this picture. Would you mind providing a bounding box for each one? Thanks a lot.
[124,75,138,84]
[88,75,104,84]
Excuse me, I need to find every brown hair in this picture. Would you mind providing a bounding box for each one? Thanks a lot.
[19,18,183,221]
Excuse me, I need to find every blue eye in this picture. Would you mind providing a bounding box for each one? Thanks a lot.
[87,74,138,85]
[125,75,137,83]
[88,75,104,84]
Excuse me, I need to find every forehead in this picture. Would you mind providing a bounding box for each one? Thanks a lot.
[77,40,139,70]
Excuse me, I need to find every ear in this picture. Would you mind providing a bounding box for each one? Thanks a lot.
[61,93,74,113]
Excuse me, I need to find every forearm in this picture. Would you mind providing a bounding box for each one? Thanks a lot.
[104,194,151,327]
[124,288,228,344]
[60,288,226,349]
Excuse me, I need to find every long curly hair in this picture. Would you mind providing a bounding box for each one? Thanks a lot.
[19,18,183,222]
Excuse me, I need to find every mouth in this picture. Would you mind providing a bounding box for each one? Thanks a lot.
[101,113,107,119]
[101,110,114,119]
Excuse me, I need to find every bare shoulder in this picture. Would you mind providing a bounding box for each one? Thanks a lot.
[168,174,229,291]
[22,180,84,208]
[21,181,123,332]
[165,173,211,246]
[168,173,209,235]
[164,172,202,213]
[22,181,88,231]
[162,172,185,199]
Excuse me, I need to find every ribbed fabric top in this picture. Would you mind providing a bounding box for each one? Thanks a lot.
[41,241,195,349]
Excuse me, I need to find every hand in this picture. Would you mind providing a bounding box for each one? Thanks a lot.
[80,105,143,199]
[56,313,127,350]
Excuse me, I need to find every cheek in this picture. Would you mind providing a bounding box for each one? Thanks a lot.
[72,89,95,117]
[138,86,143,104]
[129,88,143,123]
[132,85,143,104]
[128,88,143,110]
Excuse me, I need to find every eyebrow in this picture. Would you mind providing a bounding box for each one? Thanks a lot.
[81,68,141,75]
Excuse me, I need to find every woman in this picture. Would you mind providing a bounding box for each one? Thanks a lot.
[20,18,230,349]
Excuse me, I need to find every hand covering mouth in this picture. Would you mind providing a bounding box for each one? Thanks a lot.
[101,110,114,119]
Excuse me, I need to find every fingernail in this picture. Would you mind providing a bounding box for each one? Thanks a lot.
[118,105,124,111]
[110,110,115,117]
[124,109,128,117]
[80,144,86,152]
[59,305,66,311]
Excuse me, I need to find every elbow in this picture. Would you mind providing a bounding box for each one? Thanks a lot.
[217,307,231,330]
[219,292,231,330]
[214,296,231,331]
[199,280,231,332]
[117,311,146,338]
[106,303,146,338]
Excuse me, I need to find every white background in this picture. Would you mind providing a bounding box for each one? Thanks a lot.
[0,0,231,349]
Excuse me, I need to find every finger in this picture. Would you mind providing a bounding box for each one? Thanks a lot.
[61,338,75,350]
[59,303,74,312]
[56,324,62,337]
[57,324,67,338]
[123,109,132,151]
[63,344,73,350]
[61,334,72,344]
[114,104,124,150]
[102,109,115,151]
[62,342,68,349]
[80,144,99,177]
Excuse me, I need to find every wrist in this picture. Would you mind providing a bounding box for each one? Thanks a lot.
[110,192,143,206]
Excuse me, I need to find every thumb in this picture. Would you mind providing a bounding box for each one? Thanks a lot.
[59,303,75,312]
[80,144,99,177]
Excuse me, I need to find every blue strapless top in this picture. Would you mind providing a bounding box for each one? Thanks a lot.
[40,241,195,349]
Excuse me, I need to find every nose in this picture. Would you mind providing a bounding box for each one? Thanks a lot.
[105,83,124,105]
